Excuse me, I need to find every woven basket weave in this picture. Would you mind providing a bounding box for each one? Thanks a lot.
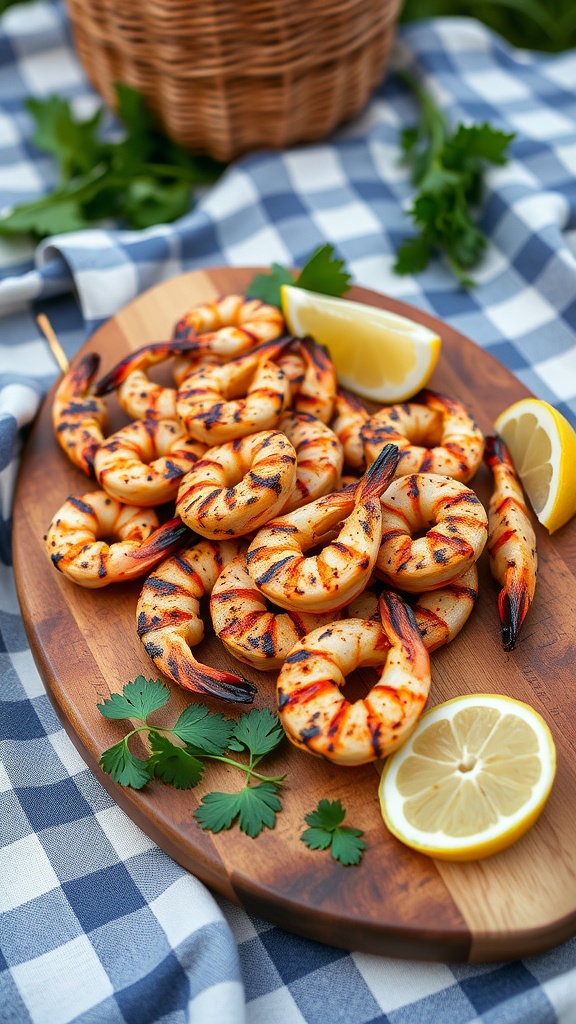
[65,0,401,161]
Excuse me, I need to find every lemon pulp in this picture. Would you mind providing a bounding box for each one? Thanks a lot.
[379,694,556,861]
[494,398,576,533]
[281,284,441,403]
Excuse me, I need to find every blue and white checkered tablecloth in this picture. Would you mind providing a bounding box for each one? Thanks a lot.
[2,2,576,1022]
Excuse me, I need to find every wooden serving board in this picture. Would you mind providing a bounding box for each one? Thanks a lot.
[13,268,576,963]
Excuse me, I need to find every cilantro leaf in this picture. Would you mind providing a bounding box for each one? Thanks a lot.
[0,195,92,237]
[0,86,225,239]
[394,72,515,285]
[26,96,104,181]
[147,730,205,789]
[329,827,366,867]
[97,680,285,837]
[304,798,346,830]
[394,234,432,276]
[194,781,282,838]
[99,738,152,789]
[294,244,352,296]
[227,707,285,758]
[245,262,294,306]
[171,703,234,755]
[298,826,333,851]
[246,244,351,307]
[300,799,366,866]
[97,676,170,722]
[122,178,192,230]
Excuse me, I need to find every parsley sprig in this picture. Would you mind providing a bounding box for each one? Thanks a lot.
[98,676,286,838]
[395,72,515,286]
[0,86,224,238]
[300,799,366,866]
[246,243,352,307]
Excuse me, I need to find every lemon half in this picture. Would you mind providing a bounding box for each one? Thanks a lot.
[494,398,576,534]
[281,285,441,403]
[379,694,556,861]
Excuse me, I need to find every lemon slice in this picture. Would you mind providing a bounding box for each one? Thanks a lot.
[493,398,576,534]
[281,285,441,402]
[379,694,556,861]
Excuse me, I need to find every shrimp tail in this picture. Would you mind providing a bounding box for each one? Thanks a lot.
[359,443,400,500]
[230,334,295,364]
[379,588,429,674]
[53,353,104,475]
[484,434,538,652]
[141,632,257,704]
[125,517,190,575]
[483,433,510,470]
[155,644,257,704]
[68,352,101,390]
[94,341,197,395]
[498,566,532,651]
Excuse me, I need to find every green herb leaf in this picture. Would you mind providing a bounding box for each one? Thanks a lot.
[395,73,515,285]
[294,243,352,296]
[304,798,347,830]
[171,703,235,755]
[300,799,366,866]
[97,680,286,838]
[0,86,225,239]
[245,262,294,306]
[97,676,170,722]
[99,738,152,790]
[0,195,92,237]
[147,730,205,789]
[328,827,366,867]
[298,826,333,851]
[122,178,192,230]
[227,707,285,758]
[26,96,104,181]
[246,244,351,307]
[194,781,282,838]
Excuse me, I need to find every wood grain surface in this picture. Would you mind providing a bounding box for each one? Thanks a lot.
[12,268,576,963]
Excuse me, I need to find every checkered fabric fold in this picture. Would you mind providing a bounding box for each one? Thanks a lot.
[1,2,576,1022]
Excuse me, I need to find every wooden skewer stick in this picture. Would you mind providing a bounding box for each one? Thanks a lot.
[36,314,70,374]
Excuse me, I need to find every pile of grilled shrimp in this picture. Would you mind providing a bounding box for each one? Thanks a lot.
[44,294,538,767]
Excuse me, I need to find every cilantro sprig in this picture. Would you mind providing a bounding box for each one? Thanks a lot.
[394,72,515,286]
[0,86,224,238]
[98,676,286,838]
[300,799,366,866]
[246,243,351,307]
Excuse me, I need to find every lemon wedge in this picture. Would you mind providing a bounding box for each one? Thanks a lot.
[494,398,576,534]
[281,285,441,403]
[378,694,556,861]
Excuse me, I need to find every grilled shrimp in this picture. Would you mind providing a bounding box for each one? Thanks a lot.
[93,418,206,506]
[276,590,431,766]
[346,566,479,652]
[289,337,337,424]
[176,429,298,539]
[137,539,257,704]
[278,411,343,513]
[361,389,485,483]
[246,443,400,613]
[94,340,197,421]
[176,338,292,444]
[210,551,338,670]
[484,434,538,651]
[44,491,187,588]
[173,294,285,358]
[52,353,108,475]
[376,473,488,592]
[330,387,369,470]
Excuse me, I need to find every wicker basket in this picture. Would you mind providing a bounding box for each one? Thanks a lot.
[64,0,401,161]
